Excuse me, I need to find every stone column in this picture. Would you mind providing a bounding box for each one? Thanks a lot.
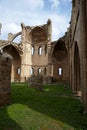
[0,53,12,106]
[47,19,52,77]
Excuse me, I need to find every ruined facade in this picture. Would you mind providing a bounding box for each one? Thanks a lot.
[0,19,70,83]
[0,0,87,112]
[0,20,53,82]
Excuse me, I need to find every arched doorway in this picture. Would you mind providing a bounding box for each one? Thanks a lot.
[74,42,81,91]
[2,45,21,82]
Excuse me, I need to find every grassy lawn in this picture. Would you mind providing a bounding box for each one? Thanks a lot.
[0,82,87,130]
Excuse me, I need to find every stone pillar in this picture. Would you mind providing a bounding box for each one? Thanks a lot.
[47,19,52,77]
[8,33,13,41]
[0,53,12,106]
[20,23,32,82]
[80,0,87,112]
[20,43,32,82]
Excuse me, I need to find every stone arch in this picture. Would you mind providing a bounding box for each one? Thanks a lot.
[53,40,67,61]
[74,42,81,92]
[52,39,69,82]
[31,26,47,43]
[2,44,21,82]
[12,32,21,43]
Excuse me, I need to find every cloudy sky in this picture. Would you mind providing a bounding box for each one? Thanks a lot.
[0,0,71,42]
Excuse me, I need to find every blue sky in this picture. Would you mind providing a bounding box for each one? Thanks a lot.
[0,0,72,41]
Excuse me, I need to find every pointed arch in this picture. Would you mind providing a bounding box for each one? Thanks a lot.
[31,26,47,43]
[74,42,81,91]
[53,40,67,61]
[11,32,22,42]
[2,44,21,82]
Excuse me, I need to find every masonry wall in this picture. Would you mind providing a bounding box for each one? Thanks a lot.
[3,45,21,82]
[52,57,69,82]
[51,38,70,82]
[20,20,52,81]
[70,0,87,112]
[70,0,81,91]
[0,53,12,105]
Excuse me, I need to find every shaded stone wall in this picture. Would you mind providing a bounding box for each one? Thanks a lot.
[51,38,70,82]
[69,0,87,112]
[52,57,69,82]
[0,53,12,105]
[3,45,21,82]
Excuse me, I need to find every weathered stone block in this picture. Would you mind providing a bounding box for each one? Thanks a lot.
[28,75,43,91]
[0,52,12,106]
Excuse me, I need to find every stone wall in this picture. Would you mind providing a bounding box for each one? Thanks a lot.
[51,38,70,82]
[0,53,12,106]
[69,0,87,112]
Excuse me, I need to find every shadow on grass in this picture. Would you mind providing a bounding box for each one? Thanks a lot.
[0,106,22,130]
[3,82,87,129]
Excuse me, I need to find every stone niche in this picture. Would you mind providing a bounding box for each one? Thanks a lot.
[0,52,12,106]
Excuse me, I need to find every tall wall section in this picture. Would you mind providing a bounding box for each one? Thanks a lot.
[51,34,70,82]
[0,53,12,105]
[20,20,52,81]
[69,0,87,112]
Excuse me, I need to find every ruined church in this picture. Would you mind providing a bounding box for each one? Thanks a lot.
[0,0,87,112]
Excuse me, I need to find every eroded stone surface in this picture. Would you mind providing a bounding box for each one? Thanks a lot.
[0,53,12,105]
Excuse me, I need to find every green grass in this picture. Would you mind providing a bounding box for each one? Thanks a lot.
[0,82,87,130]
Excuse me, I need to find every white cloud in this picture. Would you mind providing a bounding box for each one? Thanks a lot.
[5,23,21,33]
[14,0,44,11]
[49,0,60,8]
[0,0,71,41]
[49,14,69,40]
[62,0,71,2]
[0,22,21,40]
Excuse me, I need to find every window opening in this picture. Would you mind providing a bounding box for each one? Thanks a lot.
[45,45,47,54]
[38,46,42,55]
[0,49,3,53]
[58,68,62,76]
[30,68,34,75]
[38,68,41,75]
[44,68,47,75]
[17,68,21,75]
[31,46,35,55]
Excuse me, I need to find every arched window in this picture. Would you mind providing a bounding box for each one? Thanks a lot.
[0,49,3,53]
[17,67,21,75]
[45,45,47,54]
[58,68,62,76]
[44,68,47,75]
[38,46,42,55]
[30,68,34,75]
[38,68,41,75]
[31,46,35,55]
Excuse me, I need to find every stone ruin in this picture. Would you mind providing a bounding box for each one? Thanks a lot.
[0,52,12,106]
[28,75,52,91]
[28,75,43,91]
